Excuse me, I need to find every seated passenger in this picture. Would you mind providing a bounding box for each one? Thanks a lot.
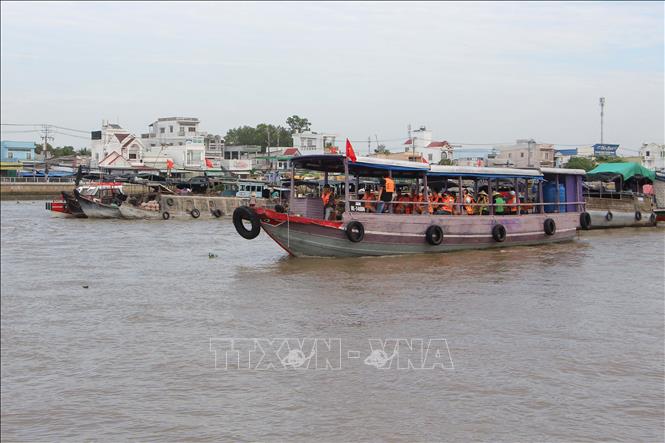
[394,189,405,214]
[402,193,413,215]
[463,189,475,215]
[493,192,506,215]
[507,190,518,215]
[362,190,376,213]
[477,191,489,215]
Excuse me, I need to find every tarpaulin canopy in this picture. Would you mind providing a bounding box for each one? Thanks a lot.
[586,162,655,183]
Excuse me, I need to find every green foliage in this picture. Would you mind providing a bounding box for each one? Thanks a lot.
[286,115,311,133]
[225,124,293,150]
[374,144,390,155]
[438,158,454,166]
[564,157,596,171]
[595,155,624,164]
[34,143,52,154]
[77,148,91,156]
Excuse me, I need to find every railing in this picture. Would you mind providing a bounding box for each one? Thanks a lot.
[0,177,76,183]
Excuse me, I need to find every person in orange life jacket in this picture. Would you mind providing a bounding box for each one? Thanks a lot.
[322,184,334,220]
[463,188,476,215]
[437,192,454,215]
[393,189,405,214]
[376,175,395,213]
[429,190,440,214]
[362,189,376,213]
[507,190,518,214]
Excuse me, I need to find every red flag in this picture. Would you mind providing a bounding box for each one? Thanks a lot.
[166,159,174,170]
[205,158,213,168]
[345,138,357,162]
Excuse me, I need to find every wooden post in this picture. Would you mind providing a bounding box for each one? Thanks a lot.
[343,157,350,213]
[423,173,429,215]
[538,180,544,214]
[525,179,530,214]
[488,178,494,216]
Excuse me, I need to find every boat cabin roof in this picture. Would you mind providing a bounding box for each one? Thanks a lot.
[291,154,429,178]
[540,167,586,176]
[429,165,543,179]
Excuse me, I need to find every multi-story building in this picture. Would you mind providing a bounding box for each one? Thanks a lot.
[140,117,206,169]
[90,121,145,168]
[292,131,337,155]
[204,134,225,165]
[402,126,454,164]
[0,140,36,177]
[491,139,554,168]
[640,143,665,171]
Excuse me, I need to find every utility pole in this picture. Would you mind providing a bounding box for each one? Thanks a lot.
[41,124,54,181]
[599,97,605,145]
[408,124,413,162]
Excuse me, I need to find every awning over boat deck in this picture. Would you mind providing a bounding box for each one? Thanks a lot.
[429,165,543,180]
[291,155,429,178]
[586,162,655,183]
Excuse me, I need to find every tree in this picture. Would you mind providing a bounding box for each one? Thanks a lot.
[225,124,293,150]
[286,115,311,134]
[564,157,596,171]
[35,143,53,155]
[77,148,91,156]
[374,144,390,155]
[595,155,624,164]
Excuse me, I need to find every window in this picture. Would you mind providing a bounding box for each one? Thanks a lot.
[7,152,13,159]
[179,142,183,146]
[224,152,231,159]
[520,152,524,158]
[188,127,195,132]
[96,153,99,160]
[27,153,32,160]
[160,127,165,134]
[645,151,650,157]
[232,152,239,159]
[508,153,512,158]
[428,154,433,161]
[151,143,156,147]
[169,126,173,133]
[129,153,137,160]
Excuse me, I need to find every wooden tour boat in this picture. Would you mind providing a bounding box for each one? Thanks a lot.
[232,153,587,258]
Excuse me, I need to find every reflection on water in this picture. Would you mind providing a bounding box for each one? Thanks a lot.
[1,201,664,442]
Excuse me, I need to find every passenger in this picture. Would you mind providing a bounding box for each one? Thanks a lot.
[362,190,376,213]
[477,190,489,215]
[442,193,455,215]
[429,190,440,214]
[377,174,395,214]
[394,189,405,214]
[493,192,505,215]
[507,190,518,214]
[463,189,475,215]
[322,184,335,220]
[402,193,413,215]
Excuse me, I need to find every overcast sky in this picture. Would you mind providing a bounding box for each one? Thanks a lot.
[1,1,663,154]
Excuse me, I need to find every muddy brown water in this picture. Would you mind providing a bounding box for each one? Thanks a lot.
[1,201,664,441]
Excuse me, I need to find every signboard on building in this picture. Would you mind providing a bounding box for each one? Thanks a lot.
[593,144,619,157]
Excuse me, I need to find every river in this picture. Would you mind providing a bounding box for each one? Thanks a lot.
[1,200,663,441]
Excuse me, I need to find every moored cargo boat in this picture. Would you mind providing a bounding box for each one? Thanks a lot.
[583,163,657,229]
[233,153,587,258]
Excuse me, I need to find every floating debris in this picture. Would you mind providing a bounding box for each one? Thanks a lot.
[82,285,89,289]
[208,253,218,259]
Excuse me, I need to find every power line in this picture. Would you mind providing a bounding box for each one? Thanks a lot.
[50,124,89,134]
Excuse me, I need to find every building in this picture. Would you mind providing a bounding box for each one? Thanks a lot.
[640,143,665,171]
[402,126,454,164]
[204,134,225,164]
[140,117,206,169]
[1,140,36,162]
[491,139,554,168]
[292,131,338,155]
[90,121,145,169]
[219,145,262,176]
[1,140,36,176]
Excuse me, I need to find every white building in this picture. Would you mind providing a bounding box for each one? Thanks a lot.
[491,139,555,168]
[90,121,145,168]
[292,131,338,155]
[403,127,454,164]
[140,117,206,169]
[640,143,665,171]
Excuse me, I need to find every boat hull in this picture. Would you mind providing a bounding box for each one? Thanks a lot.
[587,210,656,229]
[76,194,122,218]
[119,205,162,220]
[258,209,579,257]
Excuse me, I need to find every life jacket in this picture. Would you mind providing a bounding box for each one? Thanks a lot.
[508,195,518,213]
[464,194,475,215]
[363,192,375,209]
[403,196,413,214]
[322,191,332,206]
[442,194,454,214]
[384,177,395,193]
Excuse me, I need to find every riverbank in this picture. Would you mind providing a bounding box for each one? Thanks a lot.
[0,181,147,199]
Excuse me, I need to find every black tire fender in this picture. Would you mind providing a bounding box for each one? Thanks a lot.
[233,206,261,240]
[492,224,507,242]
[275,204,286,213]
[635,211,642,221]
[606,211,613,222]
[190,208,200,219]
[650,212,657,225]
[579,212,592,230]
[166,197,174,207]
[212,209,223,218]
[425,225,444,245]
[544,218,556,236]
[345,221,365,242]
[162,211,170,220]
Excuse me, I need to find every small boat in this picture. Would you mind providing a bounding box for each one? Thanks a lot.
[119,183,176,219]
[74,182,126,218]
[583,163,657,229]
[232,154,587,258]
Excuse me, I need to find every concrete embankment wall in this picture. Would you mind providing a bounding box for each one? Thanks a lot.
[0,182,147,199]
[159,195,270,219]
